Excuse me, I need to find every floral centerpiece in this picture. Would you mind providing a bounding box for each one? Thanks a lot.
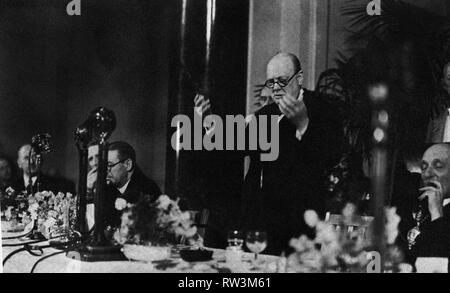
[21,191,77,239]
[113,194,200,262]
[285,203,411,273]
[1,187,31,232]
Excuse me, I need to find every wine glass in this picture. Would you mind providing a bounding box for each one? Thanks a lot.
[245,231,267,264]
[227,230,244,249]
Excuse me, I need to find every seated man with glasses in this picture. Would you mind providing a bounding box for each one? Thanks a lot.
[194,52,344,254]
[105,141,162,227]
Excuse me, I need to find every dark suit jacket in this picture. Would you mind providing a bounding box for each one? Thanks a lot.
[414,204,450,259]
[241,89,343,255]
[12,172,75,195]
[426,110,448,143]
[390,170,422,263]
[105,167,162,228]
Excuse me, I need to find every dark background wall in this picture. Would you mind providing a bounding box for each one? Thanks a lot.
[0,0,170,190]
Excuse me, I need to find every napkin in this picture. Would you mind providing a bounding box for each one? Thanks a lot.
[415,257,448,273]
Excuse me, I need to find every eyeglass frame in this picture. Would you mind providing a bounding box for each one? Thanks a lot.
[264,69,303,89]
[107,158,128,170]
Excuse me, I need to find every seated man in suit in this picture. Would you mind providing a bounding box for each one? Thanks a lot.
[105,141,162,227]
[13,144,75,195]
[0,155,13,193]
[195,52,343,254]
[411,143,450,260]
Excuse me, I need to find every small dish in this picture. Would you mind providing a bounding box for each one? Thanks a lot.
[180,249,213,262]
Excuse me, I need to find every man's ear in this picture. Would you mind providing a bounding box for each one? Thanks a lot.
[296,72,304,86]
[125,159,133,172]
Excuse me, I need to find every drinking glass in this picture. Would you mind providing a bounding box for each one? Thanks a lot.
[245,231,267,262]
[227,230,244,249]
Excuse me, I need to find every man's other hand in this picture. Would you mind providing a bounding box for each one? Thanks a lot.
[278,92,308,131]
[194,94,212,116]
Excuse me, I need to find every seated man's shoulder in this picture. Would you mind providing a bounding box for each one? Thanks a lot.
[132,168,161,197]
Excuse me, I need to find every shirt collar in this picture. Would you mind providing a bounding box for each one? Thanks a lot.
[117,178,131,194]
[23,174,37,187]
[444,198,450,207]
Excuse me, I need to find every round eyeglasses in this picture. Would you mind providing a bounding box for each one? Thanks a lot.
[264,70,301,89]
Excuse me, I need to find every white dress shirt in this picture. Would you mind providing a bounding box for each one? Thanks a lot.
[117,179,131,194]
[23,174,37,188]
[444,198,450,207]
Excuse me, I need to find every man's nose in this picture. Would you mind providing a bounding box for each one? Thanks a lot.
[272,82,282,91]
[423,167,436,179]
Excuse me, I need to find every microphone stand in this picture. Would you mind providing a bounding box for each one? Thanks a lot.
[89,134,109,246]
[74,125,91,238]
[28,133,52,195]
[67,107,124,262]
[27,147,34,196]
[35,154,43,193]
[369,83,390,272]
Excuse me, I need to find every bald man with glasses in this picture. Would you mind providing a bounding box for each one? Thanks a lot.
[194,52,344,254]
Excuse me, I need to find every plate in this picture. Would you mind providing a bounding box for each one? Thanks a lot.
[180,249,213,262]
[121,244,171,262]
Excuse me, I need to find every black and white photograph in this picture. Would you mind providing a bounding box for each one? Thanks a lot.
[1,0,450,276]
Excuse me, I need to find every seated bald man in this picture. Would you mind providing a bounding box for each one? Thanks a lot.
[195,52,344,254]
[412,143,450,259]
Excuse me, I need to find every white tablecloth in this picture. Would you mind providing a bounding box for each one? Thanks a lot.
[2,231,279,273]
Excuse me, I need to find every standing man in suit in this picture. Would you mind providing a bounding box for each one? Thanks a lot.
[105,141,162,227]
[195,52,343,254]
[427,62,450,142]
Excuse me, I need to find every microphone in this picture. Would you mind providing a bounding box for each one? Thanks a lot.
[28,133,52,194]
[31,133,52,155]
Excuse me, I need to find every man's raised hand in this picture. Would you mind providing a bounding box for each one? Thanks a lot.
[419,181,445,221]
[194,94,212,116]
[277,92,308,131]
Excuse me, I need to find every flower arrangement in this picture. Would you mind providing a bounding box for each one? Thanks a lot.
[286,203,411,273]
[21,191,77,239]
[1,188,30,230]
[113,194,198,247]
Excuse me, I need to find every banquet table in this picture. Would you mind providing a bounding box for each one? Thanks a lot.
[2,231,280,273]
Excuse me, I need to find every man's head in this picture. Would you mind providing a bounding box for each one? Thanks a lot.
[442,62,450,90]
[17,144,39,176]
[0,156,12,186]
[88,143,99,171]
[107,141,136,188]
[265,52,303,105]
[421,143,450,198]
